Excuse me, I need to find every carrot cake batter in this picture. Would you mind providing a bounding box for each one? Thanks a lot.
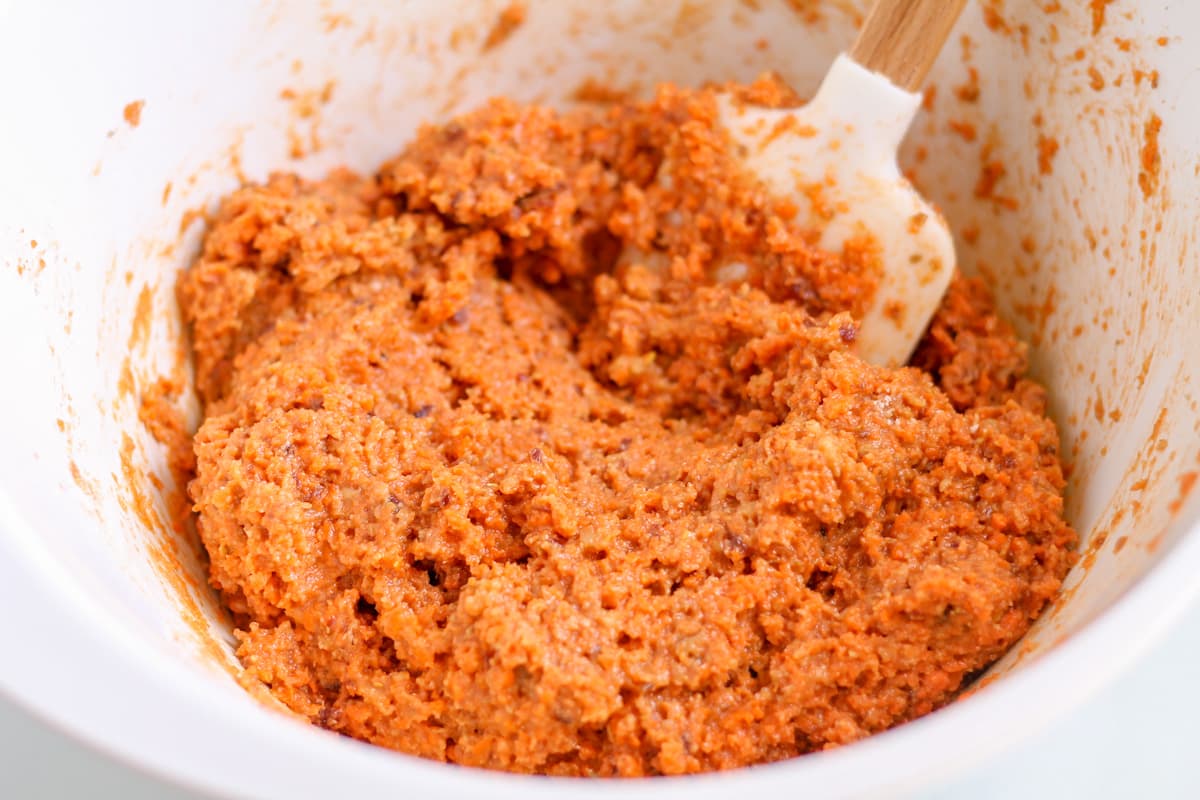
[180,80,1076,776]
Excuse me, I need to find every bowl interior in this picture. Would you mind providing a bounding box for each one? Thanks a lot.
[1,0,1198,792]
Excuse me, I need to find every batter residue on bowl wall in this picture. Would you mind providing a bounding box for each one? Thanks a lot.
[175,79,1076,775]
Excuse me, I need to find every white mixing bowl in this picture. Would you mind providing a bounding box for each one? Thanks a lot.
[1,2,1198,797]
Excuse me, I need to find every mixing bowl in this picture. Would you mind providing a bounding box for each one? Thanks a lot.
[1,1,1197,797]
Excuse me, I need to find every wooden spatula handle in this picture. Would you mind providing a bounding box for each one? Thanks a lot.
[849,0,969,92]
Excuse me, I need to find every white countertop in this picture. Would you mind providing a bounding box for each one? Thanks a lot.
[4,597,1198,799]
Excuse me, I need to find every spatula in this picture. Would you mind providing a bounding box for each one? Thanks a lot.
[721,0,968,365]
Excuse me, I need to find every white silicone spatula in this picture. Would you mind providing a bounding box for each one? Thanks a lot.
[720,0,968,365]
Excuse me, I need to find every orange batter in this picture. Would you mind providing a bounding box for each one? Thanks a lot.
[179,79,1076,776]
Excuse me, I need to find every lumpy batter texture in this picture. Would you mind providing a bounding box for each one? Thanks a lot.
[181,82,1076,776]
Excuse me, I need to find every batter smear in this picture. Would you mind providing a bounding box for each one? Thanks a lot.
[180,81,1076,776]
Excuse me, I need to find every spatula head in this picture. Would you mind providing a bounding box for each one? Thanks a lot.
[719,55,956,367]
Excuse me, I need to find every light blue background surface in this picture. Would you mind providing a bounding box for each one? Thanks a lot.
[3,597,1198,799]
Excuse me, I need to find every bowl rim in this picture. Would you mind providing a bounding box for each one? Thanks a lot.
[2,483,1199,800]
